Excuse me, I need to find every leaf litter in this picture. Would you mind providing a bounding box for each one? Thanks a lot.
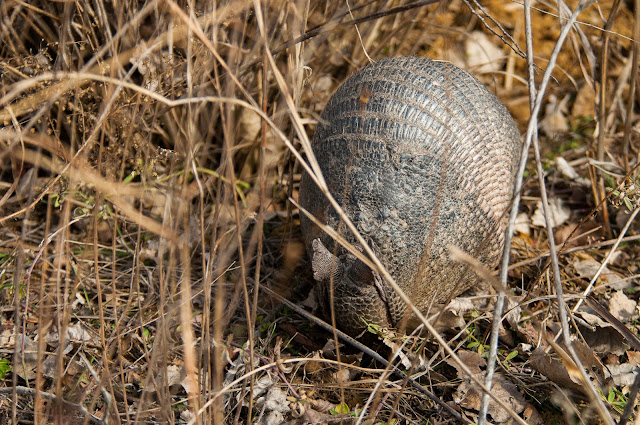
[0,0,639,424]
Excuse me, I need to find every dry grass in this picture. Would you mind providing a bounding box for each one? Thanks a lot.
[0,0,638,424]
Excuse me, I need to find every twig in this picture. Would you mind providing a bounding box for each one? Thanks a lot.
[618,365,640,425]
[480,1,616,424]
[526,0,615,422]
[80,353,113,425]
[508,234,640,270]
[0,387,104,425]
[622,0,640,173]
[573,207,640,312]
[240,0,441,75]
[478,0,535,421]
[259,285,469,423]
[462,0,526,58]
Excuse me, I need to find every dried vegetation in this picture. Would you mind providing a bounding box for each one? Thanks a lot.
[0,0,639,424]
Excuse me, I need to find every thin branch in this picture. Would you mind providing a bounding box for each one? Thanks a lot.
[482,0,615,424]
[0,387,105,425]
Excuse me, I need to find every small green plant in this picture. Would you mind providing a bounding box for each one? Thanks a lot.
[608,177,640,212]
[374,419,399,425]
[142,327,151,346]
[466,339,490,356]
[330,402,349,415]
[501,350,519,370]
[465,325,489,356]
[603,387,628,413]
[173,401,187,411]
[0,358,11,379]
[364,320,383,335]
[50,192,63,209]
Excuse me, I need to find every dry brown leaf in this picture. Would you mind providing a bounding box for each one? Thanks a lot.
[573,259,627,290]
[531,198,571,228]
[627,351,640,365]
[463,31,505,74]
[608,291,638,322]
[446,349,485,375]
[531,339,604,393]
[540,95,570,138]
[453,372,526,423]
[575,311,628,355]
[571,83,596,118]
[514,212,531,235]
[14,335,38,381]
[530,348,584,393]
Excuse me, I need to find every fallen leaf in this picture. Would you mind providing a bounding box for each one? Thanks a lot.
[609,291,638,322]
[66,322,94,343]
[531,339,604,393]
[463,31,505,74]
[446,350,485,375]
[571,83,596,118]
[556,157,580,179]
[531,198,570,228]
[262,386,290,413]
[556,157,590,186]
[573,259,626,290]
[540,94,570,138]
[627,351,640,365]
[515,212,531,235]
[530,348,583,393]
[453,372,526,423]
[14,335,38,381]
[575,311,628,355]
[605,363,639,387]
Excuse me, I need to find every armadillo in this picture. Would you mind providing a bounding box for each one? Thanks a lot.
[299,57,521,334]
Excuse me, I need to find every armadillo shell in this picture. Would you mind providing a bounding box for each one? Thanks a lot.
[299,57,521,334]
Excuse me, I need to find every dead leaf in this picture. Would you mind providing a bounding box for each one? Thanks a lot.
[515,212,531,235]
[446,350,485,375]
[605,363,639,387]
[554,219,603,247]
[254,385,291,425]
[453,372,526,423]
[575,311,628,355]
[523,402,544,424]
[463,31,505,74]
[540,94,570,138]
[627,351,640,365]
[262,386,290,413]
[0,329,13,347]
[556,157,590,186]
[14,335,38,381]
[332,368,352,384]
[531,339,604,393]
[66,322,94,343]
[609,291,638,322]
[530,348,583,393]
[436,296,489,332]
[304,352,325,375]
[381,337,412,369]
[41,355,83,380]
[253,374,275,399]
[164,364,183,388]
[531,198,570,228]
[556,157,580,179]
[573,259,626,290]
[571,83,596,118]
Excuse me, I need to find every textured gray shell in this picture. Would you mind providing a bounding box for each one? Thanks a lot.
[299,57,521,334]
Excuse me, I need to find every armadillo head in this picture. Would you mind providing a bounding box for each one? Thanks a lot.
[310,238,394,333]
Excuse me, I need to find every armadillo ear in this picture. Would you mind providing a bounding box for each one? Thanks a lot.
[347,257,374,285]
[311,239,343,282]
